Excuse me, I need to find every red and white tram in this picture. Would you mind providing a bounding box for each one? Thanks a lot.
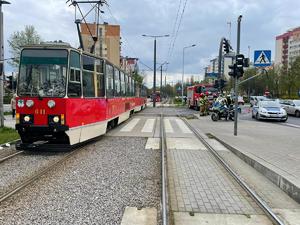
[15,43,147,150]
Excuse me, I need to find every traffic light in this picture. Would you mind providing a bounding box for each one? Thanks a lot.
[236,54,245,78]
[223,39,231,54]
[0,63,3,76]
[220,79,227,89]
[7,76,13,90]
[214,80,219,89]
[228,64,237,77]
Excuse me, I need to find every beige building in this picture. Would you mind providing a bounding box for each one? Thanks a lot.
[80,23,121,66]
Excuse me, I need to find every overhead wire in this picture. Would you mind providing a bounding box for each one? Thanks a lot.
[104,4,154,71]
[166,0,189,71]
[166,0,183,60]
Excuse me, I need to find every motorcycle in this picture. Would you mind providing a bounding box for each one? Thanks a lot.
[211,100,235,121]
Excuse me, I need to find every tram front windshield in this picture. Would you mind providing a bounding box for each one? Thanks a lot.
[18,49,68,97]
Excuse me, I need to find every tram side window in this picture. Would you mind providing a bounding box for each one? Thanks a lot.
[106,64,114,97]
[95,59,104,97]
[68,51,81,97]
[83,71,95,97]
[120,72,126,96]
[114,68,121,96]
[127,76,131,97]
[82,55,96,97]
[132,79,135,96]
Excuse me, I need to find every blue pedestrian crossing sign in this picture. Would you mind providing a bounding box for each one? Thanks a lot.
[254,50,271,67]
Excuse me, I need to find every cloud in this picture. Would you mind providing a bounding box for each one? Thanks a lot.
[2,0,300,84]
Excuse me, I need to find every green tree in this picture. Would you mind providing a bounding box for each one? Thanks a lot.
[283,57,300,98]
[8,25,42,68]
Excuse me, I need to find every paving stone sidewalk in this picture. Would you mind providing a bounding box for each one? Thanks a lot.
[190,116,300,203]
[165,117,262,214]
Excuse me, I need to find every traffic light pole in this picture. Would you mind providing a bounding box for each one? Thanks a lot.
[218,37,225,92]
[234,15,242,136]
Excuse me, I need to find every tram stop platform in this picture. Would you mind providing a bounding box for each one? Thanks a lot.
[191,115,300,204]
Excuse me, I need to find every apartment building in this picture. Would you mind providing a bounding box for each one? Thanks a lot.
[275,27,300,67]
[80,23,121,66]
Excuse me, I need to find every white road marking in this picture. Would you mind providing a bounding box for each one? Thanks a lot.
[121,207,157,225]
[175,118,193,133]
[145,138,160,150]
[164,119,174,133]
[167,137,207,150]
[205,139,229,152]
[120,118,140,132]
[141,119,155,133]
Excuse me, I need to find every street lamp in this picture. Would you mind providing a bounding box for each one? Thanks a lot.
[182,44,196,104]
[142,34,169,107]
[0,0,11,128]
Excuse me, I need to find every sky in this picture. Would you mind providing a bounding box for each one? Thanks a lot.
[2,0,300,87]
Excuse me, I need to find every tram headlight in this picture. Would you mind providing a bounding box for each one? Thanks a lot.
[26,100,34,108]
[24,115,31,122]
[47,100,56,108]
[53,116,60,123]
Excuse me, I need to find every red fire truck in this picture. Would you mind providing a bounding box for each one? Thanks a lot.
[187,84,218,110]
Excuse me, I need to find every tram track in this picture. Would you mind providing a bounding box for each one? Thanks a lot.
[0,151,23,164]
[0,144,86,203]
[160,110,169,225]
[0,139,23,164]
[180,116,285,225]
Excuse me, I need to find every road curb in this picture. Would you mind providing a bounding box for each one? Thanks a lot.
[208,133,300,204]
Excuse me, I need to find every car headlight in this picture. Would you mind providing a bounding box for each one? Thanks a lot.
[47,100,56,108]
[26,100,34,108]
[260,108,268,113]
[280,109,286,114]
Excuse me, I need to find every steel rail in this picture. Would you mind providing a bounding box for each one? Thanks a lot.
[160,107,168,225]
[0,147,83,203]
[0,151,23,164]
[180,116,285,225]
[0,139,23,163]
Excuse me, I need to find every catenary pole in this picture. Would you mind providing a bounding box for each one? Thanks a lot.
[142,34,169,107]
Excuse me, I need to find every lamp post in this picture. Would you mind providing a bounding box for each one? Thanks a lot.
[182,44,196,104]
[0,0,10,128]
[142,34,169,107]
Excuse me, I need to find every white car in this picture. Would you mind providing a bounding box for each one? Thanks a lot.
[252,100,288,122]
[281,100,300,117]
[250,96,267,107]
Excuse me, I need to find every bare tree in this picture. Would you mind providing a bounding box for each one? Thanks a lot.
[8,25,42,68]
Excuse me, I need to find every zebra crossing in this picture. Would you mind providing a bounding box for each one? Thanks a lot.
[114,117,193,137]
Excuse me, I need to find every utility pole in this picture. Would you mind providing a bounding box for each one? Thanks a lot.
[0,0,10,128]
[182,44,196,104]
[227,21,231,44]
[153,38,157,107]
[218,37,226,92]
[142,34,169,107]
[234,15,242,136]
[160,62,168,97]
